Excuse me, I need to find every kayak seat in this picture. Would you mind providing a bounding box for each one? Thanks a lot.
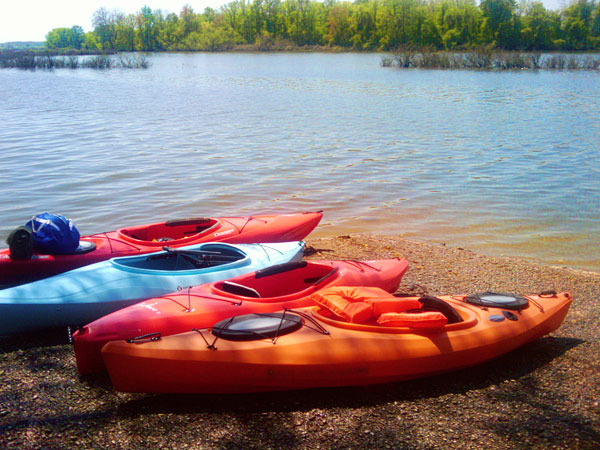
[310,286,448,329]
[419,295,463,324]
[134,252,233,271]
[221,281,261,298]
[137,253,198,271]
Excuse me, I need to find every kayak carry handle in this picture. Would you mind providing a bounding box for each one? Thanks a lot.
[165,218,213,227]
[126,332,161,343]
[254,261,308,279]
[311,267,339,286]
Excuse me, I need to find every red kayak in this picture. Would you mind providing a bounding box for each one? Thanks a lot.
[0,211,322,285]
[73,258,409,375]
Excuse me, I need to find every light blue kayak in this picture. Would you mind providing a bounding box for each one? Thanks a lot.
[0,241,305,335]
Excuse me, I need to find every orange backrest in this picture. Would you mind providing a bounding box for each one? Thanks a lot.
[309,287,375,323]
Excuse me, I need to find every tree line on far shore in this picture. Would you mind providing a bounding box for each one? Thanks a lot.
[43,0,600,53]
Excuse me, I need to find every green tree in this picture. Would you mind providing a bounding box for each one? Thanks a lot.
[421,16,443,48]
[93,7,124,50]
[183,21,240,50]
[376,0,402,49]
[180,4,200,35]
[263,0,284,36]
[44,0,600,52]
[562,0,596,49]
[480,0,521,48]
[46,26,85,49]
[283,0,323,45]
[520,2,558,49]
[327,3,352,46]
[349,1,378,49]
[593,2,600,36]
[221,1,244,39]
[114,14,137,51]
[137,6,161,50]
[82,32,101,50]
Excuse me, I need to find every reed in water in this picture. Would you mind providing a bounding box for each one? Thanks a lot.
[382,46,600,71]
[0,50,149,70]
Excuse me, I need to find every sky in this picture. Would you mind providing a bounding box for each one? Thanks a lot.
[0,1,224,42]
[1,0,570,43]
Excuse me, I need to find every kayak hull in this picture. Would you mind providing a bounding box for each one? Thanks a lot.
[74,258,409,375]
[0,241,304,335]
[102,291,572,394]
[0,211,322,285]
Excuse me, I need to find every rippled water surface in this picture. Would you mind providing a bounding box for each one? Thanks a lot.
[1,53,598,272]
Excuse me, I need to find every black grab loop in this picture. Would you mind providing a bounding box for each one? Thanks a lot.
[465,292,529,311]
[126,332,162,343]
[211,312,303,341]
[311,267,339,286]
[254,261,308,278]
[165,217,213,227]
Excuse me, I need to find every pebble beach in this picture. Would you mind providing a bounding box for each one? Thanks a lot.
[1,234,599,449]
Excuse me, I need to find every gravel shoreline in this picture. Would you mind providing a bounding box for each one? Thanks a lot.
[1,234,599,449]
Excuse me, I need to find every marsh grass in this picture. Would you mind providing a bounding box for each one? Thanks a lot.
[384,47,600,71]
[0,50,149,70]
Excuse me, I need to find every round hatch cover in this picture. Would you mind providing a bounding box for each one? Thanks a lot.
[211,312,303,341]
[465,292,529,311]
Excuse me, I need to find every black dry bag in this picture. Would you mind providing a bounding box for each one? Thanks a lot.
[6,226,33,260]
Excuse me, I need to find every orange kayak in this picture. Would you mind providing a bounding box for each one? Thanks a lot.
[74,258,409,375]
[0,211,322,285]
[102,288,572,394]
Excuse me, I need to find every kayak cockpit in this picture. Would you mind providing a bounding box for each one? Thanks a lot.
[311,303,478,333]
[114,244,247,272]
[117,218,220,246]
[210,261,340,301]
[307,287,479,334]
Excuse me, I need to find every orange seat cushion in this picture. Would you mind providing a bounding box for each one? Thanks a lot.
[366,297,423,316]
[377,311,448,328]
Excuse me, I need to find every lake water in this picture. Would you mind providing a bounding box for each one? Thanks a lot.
[1,52,598,273]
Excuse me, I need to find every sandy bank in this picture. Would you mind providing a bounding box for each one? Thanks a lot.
[1,234,598,449]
